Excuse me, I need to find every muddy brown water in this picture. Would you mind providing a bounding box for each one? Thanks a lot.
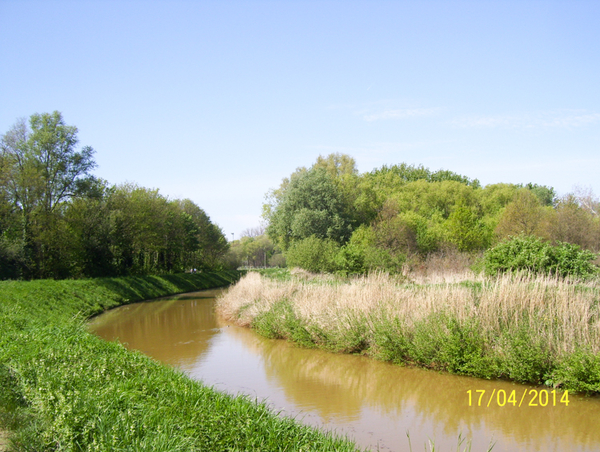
[88,289,600,452]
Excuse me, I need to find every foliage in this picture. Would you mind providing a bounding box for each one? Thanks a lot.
[226,232,276,269]
[334,242,366,275]
[483,235,599,278]
[553,349,600,394]
[312,152,358,178]
[267,167,353,250]
[262,153,600,276]
[0,112,96,217]
[1,112,97,278]
[285,236,340,273]
[366,163,480,190]
[495,189,549,239]
[548,195,600,251]
[0,113,230,279]
[446,204,491,251]
[525,183,556,207]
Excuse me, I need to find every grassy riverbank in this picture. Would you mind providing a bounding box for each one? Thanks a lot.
[0,272,359,451]
[217,270,600,394]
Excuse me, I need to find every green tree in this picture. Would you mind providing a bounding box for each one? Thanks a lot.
[1,112,96,217]
[547,195,599,252]
[312,153,358,178]
[106,186,229,275]
[446,204,490,251]
[0,112,96,278]
[525,183,556,207]
[267,167,353,249]
[65,184,115,277]
[495,189,549,240]
[285,236,340,273]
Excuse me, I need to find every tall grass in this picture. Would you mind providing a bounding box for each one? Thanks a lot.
[217,271,600,393]
[0,271,359,451]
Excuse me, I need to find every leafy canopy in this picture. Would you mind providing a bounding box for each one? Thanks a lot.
[267,167,353,249]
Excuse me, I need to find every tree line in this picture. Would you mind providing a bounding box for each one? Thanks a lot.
[0,112,228,280]
[262,153,600,274]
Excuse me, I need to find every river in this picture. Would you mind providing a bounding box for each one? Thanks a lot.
[88,289,600,452]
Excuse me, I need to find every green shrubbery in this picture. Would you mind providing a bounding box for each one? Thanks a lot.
[483,235,599,278]
[285,236,340,273]
[284,235,406,275]
[262,153,600,276]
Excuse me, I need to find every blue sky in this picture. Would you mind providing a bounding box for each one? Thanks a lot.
[1,0,599,237]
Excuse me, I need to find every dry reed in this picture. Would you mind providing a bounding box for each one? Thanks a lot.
[217,271,600,369]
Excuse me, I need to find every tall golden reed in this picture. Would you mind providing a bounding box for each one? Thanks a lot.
[217,271,600,356]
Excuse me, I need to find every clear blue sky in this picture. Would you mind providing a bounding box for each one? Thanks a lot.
[1,0,599,238]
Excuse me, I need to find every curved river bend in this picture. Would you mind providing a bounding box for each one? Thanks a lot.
[89,289,600,452]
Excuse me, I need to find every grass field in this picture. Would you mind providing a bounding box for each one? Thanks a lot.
[0,271,360,451]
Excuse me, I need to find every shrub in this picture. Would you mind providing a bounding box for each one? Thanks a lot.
[482,235,598,278]
[334,243,366,275]
[285,236,340,273]
[364,246,405,273]
[553,349,600,393]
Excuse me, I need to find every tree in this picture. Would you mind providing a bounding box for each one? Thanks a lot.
[285,236,340,273]
[495,189,549,240]
[312,153,358,178]
[446,204,490,251]
[65,184,115,277]
[1,112,96,217]
[1,112,97,278]
[525,183,556,207]
[267,167,353,249]
[547,195,599,252]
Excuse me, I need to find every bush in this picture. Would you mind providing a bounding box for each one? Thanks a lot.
[334,243,366,275]
[364,246,405,273]
[285,236,340,273]
[483,235,598,278]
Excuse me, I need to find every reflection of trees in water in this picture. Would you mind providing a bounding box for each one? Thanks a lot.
[224,322,600,450]
[92,293,600,452]
[89,291,222,368]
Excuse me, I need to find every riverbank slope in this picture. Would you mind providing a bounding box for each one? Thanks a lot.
[217,270,600,395]
[0,271,358,451]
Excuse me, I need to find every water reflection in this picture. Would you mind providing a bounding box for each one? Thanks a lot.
[89,290,600,452]
[89,290,221,368]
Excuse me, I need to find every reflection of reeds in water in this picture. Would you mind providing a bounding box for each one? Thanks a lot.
[218,272,600,451]
[222,319,600,450]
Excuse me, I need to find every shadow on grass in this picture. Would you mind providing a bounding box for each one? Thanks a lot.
[94,271,244,306]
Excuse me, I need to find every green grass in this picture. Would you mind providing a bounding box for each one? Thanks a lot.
[0,271,360,451]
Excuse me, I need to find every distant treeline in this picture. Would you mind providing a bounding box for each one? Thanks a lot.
[260,153,599,274]
[0,112,228,280]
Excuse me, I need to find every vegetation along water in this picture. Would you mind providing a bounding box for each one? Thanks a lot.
[0,272,359,451]
[218,269,600,394]
[2,113,600,450]
[91,288,600,452]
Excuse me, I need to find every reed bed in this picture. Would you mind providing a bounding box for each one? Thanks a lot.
[217,271,600,393]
